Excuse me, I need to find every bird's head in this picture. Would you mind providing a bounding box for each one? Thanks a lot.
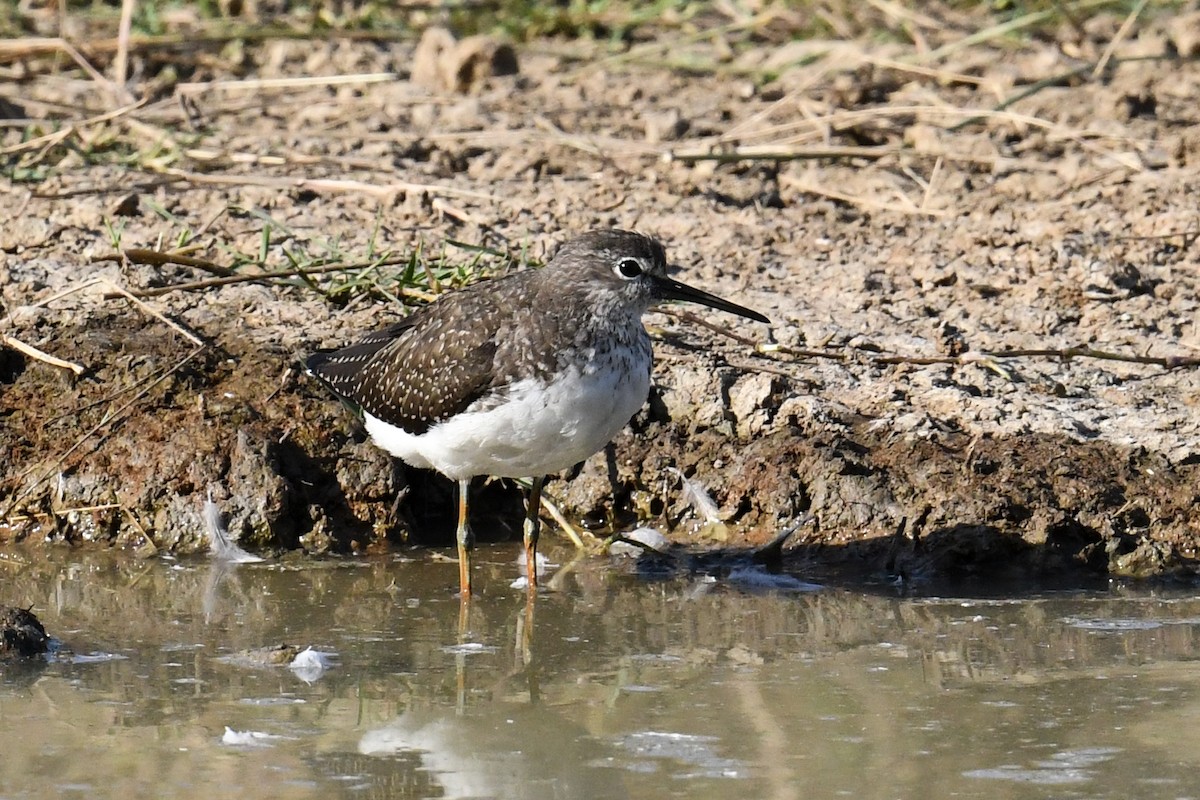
[548,229,769,324]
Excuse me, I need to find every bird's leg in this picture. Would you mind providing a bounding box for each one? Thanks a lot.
[524,475,545,592]
[456,478,474,597]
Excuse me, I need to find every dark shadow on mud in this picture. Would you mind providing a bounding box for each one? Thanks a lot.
[0,347,25,385]
[619,518,1195,598]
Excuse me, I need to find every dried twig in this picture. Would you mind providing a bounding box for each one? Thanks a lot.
[0,37,113,88]
[946,64,1093,132]
[867,53,992,86]
[5,502,121,522]
[538,492,587,549]
[662,308,1200,372]
[0,278,103,327]
[660,308,844,361]
[874,347,1200,369]
[0,332,85,375]
[94,255,439,301]
[91,248,235,277]
[158,167,502,203]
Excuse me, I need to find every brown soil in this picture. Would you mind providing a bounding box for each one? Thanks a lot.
[3,8,1199,582]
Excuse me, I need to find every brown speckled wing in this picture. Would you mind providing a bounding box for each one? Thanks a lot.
[307,285,507,436]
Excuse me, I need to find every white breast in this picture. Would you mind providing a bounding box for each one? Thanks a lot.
[364,352,651,480]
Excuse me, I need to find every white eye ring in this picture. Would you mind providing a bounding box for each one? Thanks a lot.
[615,257,643,279]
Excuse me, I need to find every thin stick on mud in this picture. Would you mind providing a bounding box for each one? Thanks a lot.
[0,98,148,156]
[91,248,236,278]
[0,278,103,327]
[860,55,989,87]
[665,144,898,164]
[9,37,114,89]
[0,333,85,375]
[4,502,123,523]
[946,64,1093,133]
[661,308,846,361]
[875,347,1200,370]
[0,345,208,522]
[101,279,206,346]
[176,72,398,95]
[538,493,587,549]
[158,168,502,204]
[95,255,439,302]
[1093,0,1149,79]
[183,147,393,172]
[781,173,950,217]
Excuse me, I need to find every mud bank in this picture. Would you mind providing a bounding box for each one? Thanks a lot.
[1,303,1196,581]
[3,7,1200,579]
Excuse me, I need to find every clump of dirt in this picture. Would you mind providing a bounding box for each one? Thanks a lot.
[3,5,1200,582]
[1,606,48,659]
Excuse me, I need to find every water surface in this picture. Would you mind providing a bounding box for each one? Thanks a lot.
[3,544,1200,799]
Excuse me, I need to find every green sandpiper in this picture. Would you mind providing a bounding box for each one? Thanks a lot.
[307,229,769,596]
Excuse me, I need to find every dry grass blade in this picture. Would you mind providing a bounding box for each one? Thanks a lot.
[0,98,148,156]
[861,55,990,87]
[183,148,389,171]
[1092,0,1150,79]
[918,0,1120,63]
[0,278,102,326]
[0,37,112,88]
[666,144,898,164]
[4,502,122,523]
[781,173,950,217]
[538,492,587,549]
[113,0,136,104]
[945,64,1094,132]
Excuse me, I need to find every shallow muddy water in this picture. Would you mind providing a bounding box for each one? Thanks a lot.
[3,544,1200,800]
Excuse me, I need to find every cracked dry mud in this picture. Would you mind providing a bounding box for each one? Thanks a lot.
[2,11,1199,582]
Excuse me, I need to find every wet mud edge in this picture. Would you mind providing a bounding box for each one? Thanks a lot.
[2,309,1196,583]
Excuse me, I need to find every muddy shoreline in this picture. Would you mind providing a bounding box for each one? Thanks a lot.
[2,303,1197,581]
[3,8,1200,580]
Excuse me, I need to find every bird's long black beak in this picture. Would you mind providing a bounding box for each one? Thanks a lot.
[652,275,770,324]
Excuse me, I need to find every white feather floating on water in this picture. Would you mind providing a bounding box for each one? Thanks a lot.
[221,727,290,747]
[290,646,338,683]
[203,497,264,563]
[668,467,723,525]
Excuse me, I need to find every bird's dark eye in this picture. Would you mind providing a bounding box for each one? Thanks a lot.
[615,258,643,279]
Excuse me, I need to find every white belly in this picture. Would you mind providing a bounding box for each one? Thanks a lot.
[363,359,650,480]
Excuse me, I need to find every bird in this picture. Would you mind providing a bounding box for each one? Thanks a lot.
[307,229,769,597]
